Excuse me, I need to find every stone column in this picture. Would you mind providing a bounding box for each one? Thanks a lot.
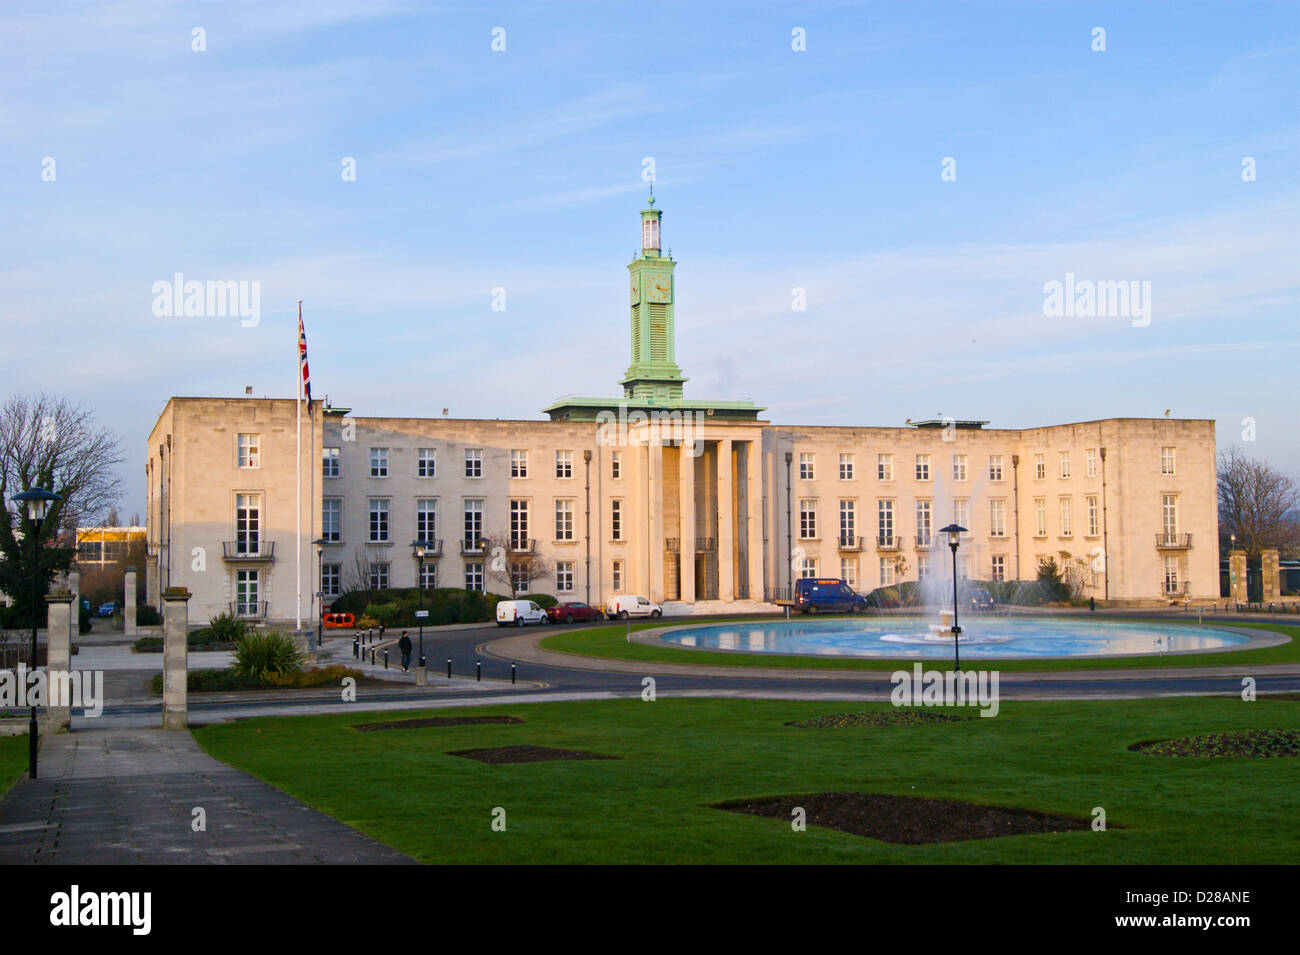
[161,587,191,730]
[124,567,138,635]
[718,438,735,602]
[679,439,697,604]
[746,440,765,603]
[648,439,665,603]
[67,571,80,643]
[1229,550,1247,604]
[45,590,73,731]
[1261,548,1280,602]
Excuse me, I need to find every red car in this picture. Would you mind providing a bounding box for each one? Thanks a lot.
[546,601,605,624]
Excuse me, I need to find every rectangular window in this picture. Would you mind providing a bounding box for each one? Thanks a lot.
[839,453,854,480]
[463,498,483,546]
[510,562,529,595]
[368,498,389,542]
[610,500,623,541]
[611,560,623,593]
[556,561,575,593]
[877,454,893,481]
[322,446,340,478]
[1035,453,1045,480]
[1035,498,1047,537]
[235,493,261,555]
[952,454,967,481]
[237,433,260,469]
[990,499,1006,537]
[988,455,1004,481]
[1161,447,1176,475]
[799,453,815,480]
[799,558,818,579]
[555,499,574,540]
[799,499,817,539]
[1059,452,1071,479]
[555,450,573,478]
[509,499,529,550]
[1086,448,1097,478]
[465,449,482,478]
[465,561,483,592]
[840,558,858,587]
[417,448,436,478]
[1163,555,1180,594]
[916,500,932,546]
[991,555,1006,582]
[839,500,856,545]
[879,557,896,586]
[511,449,528,478]
[877,499,894,545]
[1161,494,1178,538]
[610,451,621,479]
[370,447,388,478]
[1087,496,1099,537]
[235,568,259,616]
[419,562,437,589]
[321,563,341,598]
[368,562,389,590]
[322,498,341,542]
[915,454,930,481]
[917,555,930,580]
[953,498,970,534]
[1060,497,1072,537]
[416,498,437,542]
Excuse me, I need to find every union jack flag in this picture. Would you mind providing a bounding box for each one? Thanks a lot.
[298,304,312,414]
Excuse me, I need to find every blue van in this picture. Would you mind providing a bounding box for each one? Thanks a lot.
[794,578,870,614]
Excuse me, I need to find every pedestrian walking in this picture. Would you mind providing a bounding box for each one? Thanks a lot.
[398,631,413,672]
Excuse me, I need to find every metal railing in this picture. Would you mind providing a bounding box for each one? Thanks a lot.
[876,535,901,551]
[460,538,486,555]
[508,538,538,555]
[1155,533,1192,548]
[412,538,443,556]
[229,601,269,619]
[914,533,933,548]
[837,535,864,551]
[223,540,275,560]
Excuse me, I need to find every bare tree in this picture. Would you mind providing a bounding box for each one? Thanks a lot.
[1218,448,1300,558]
[482,531,554,597]
[0,394,125,625]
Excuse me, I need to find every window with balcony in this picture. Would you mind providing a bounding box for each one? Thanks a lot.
[463,498,483,546]
[416,498,437,542]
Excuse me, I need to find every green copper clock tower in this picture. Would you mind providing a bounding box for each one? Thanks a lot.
[543,194,762,422]
[621,193,686,401]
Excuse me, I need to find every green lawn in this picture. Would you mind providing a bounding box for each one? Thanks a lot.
[539,619,1300,672]
[0,735,27,796]
[193,696,1300,864]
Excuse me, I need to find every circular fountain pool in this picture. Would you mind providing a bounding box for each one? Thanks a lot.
[657,617,1251,659]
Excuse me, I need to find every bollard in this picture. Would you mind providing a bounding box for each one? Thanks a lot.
[353,638,359,659]
[384,650,389,670]
[420,654,426,668]
[370,649,375,665]
[511,663,516,685]
[476,660,481,682]
[446,658,451,679]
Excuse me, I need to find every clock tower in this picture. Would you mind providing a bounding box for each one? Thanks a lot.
[621,194,686,401]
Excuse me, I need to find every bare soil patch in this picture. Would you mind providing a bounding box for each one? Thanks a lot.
[447,745,618,764]
[719,791,1094,844]
[354,716,523,732]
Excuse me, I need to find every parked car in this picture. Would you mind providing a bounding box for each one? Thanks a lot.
[96,601,118,617]
[547,601,605,624]
[604,595,662,619]
[795,578,871,614]
[495,599,550,627]
[967,587,996,611]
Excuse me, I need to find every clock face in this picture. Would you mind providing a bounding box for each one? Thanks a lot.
[645,272,671,303]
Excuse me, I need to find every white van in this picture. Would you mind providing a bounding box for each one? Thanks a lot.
[604,595,663,619]
[495,600,550,627]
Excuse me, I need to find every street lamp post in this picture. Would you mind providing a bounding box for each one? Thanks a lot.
[412,540,431,666]
[312,538,327,647]
[939,523,967,672]
[10,487,62,780]
[784,451,793,600]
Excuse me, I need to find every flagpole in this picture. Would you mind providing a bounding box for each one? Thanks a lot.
[295,300,303,632]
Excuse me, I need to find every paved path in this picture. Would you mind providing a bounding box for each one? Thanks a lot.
[0,730,413,864]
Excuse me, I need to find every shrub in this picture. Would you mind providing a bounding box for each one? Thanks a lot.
[137,605,162,626]
[231,631,303,678]
[78,605,91,634]
[1035,558,1071,603]
[513,594,558,609]
[207,612,247,643]
[266,665,364,688]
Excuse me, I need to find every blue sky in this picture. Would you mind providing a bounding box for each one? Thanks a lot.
[3,0,1297,517]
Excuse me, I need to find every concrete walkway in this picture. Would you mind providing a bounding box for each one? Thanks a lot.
[0,729,414,864]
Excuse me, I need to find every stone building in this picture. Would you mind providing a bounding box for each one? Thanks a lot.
[144,198,1218,625]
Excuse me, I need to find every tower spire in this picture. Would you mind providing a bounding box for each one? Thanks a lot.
[623,194,684,401]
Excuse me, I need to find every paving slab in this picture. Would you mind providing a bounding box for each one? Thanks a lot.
[0,729,413,864]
